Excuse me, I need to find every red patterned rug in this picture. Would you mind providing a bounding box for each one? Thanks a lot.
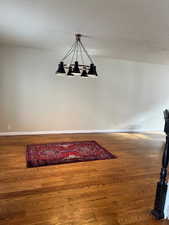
[26,141,116,168]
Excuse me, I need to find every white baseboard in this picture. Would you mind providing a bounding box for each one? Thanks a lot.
[0,129,163,136]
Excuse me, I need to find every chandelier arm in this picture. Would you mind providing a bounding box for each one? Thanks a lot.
[79,41,85,65]
[61,41,76,61]
[76,40,79,61]
[79,40,94,64]
[68,40,77,65]
[70,40,77,65]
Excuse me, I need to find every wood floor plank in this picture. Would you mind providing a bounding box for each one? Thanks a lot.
[0,133,167,224]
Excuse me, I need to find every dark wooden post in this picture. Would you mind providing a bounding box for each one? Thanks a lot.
[151,109,169,219]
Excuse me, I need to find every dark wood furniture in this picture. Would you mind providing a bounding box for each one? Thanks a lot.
[151,109,169,219]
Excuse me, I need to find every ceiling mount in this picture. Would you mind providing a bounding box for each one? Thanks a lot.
[56,33,98,78]
[75,33,82,41]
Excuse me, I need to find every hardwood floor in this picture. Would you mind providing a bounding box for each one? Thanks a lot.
[0,132,168,225]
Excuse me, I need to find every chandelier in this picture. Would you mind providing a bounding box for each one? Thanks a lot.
[56,34,98,78]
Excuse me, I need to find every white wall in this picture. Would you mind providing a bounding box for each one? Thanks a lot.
[0,45,169,133]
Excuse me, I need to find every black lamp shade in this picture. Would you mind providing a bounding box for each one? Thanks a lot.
[56,61,65,74]
[93,66,98,76]
[88,63,95,75]
[81,68,88,77]
[88,64,98,76]
[67,66,74,76]
[73,61,80,74]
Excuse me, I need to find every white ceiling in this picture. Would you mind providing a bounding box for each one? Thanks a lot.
[1,0,169,64]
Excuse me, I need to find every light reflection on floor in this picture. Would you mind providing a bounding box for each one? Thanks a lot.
[107,132,164,141]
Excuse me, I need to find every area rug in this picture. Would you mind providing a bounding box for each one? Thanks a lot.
[26,140,116,168]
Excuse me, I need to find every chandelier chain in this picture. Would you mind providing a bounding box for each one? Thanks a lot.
[76,40,79,61]
[61,41,76,61]
[70,41,77,65]
[79,40,94,64]
[79,41,84,65]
